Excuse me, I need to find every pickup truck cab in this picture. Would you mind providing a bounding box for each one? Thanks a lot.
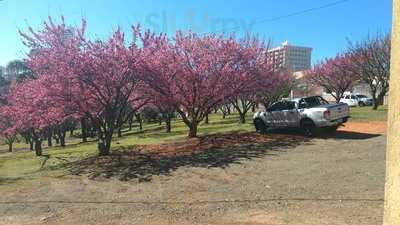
[253,96,349,136]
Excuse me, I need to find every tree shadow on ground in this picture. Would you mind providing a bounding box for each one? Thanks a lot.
[319,130,381,140]
[0,147,26,154]
[267,129,381,140]
[202,117,242,126]
[58,131,310,182]
[0,177,25,186]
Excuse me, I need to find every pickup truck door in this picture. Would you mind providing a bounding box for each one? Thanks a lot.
[265,102,285,127]
[270,110,284,127]
[281,101,299,127]
[260,111,273,126]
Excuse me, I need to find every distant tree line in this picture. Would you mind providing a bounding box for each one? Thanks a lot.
[306,33,390,110]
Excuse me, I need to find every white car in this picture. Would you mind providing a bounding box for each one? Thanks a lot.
[355,94,373,106]
[340,95,359,107]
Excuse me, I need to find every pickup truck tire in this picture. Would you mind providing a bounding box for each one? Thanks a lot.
[301,119,316,137]
[254,119,267,134]
[358,102,365,107]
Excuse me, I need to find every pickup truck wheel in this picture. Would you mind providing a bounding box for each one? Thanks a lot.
[254,119,267,134]
[301,120,316,137]
[358,102,365,107]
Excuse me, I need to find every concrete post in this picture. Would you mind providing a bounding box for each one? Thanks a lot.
[384,0,400,224]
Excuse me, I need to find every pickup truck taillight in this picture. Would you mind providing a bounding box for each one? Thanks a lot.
[323,110,331,120]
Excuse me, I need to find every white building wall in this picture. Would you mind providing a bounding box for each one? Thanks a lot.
[266,41,312,72]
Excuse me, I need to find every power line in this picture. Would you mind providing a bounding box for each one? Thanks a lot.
[201,0,351,35]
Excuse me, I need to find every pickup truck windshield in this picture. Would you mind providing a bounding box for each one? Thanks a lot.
[299,96,329,108]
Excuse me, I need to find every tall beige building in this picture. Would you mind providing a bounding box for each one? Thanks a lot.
[266,41,312,72]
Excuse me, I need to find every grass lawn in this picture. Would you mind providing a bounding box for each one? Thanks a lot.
[349,105,388,122]
[0,113,254,180]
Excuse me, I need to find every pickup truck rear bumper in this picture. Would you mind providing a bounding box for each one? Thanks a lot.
[318,116,349,127]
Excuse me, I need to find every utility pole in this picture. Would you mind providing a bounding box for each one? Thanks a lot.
[384,0,400,224]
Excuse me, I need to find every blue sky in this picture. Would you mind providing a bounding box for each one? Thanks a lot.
[0,0,392,67]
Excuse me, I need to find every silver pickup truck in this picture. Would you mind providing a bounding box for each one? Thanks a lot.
[253,96,349,136]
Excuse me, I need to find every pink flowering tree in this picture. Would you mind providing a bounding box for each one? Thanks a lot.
[78,39,149,155]
[20,17,148,155]
[0,107,18,152]
[139,30,262,137]
[217,102,233,119]
[226,37,274,124]
[347,33,390,109]
[151,93,175,133]
[256,68,294,109]
[5,78,70,156]
[305,54,358,103]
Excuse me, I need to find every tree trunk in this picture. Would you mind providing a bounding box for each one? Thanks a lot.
[372,94,381,110]
[165,114,172,133]
[373,91,387,110]
[60,136,65,147]
[47,130,53,147]
[128,117,133,131]
[231,102,245,124]
[29,139,34,151]
[34,139,42,156]
[70,129,74,136]
[8,142,12,152]
[136,114,143,131]
[117,128,122,137]
[89,128,96,138]
[188,122,198,138]
[98,141,107,156]
[222,113,226,119]
[98,131,112,156]
[369,88,379,110]
[205,113,209,124]
[372,100,379,110]
[81,118,88,142]
[31,130,42,156]
[239,113,246,124]
[59,130,66,147]
[54,135,60,145]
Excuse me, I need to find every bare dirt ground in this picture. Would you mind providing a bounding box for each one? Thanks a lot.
[0,122,386,225]
[338,121,387,134]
